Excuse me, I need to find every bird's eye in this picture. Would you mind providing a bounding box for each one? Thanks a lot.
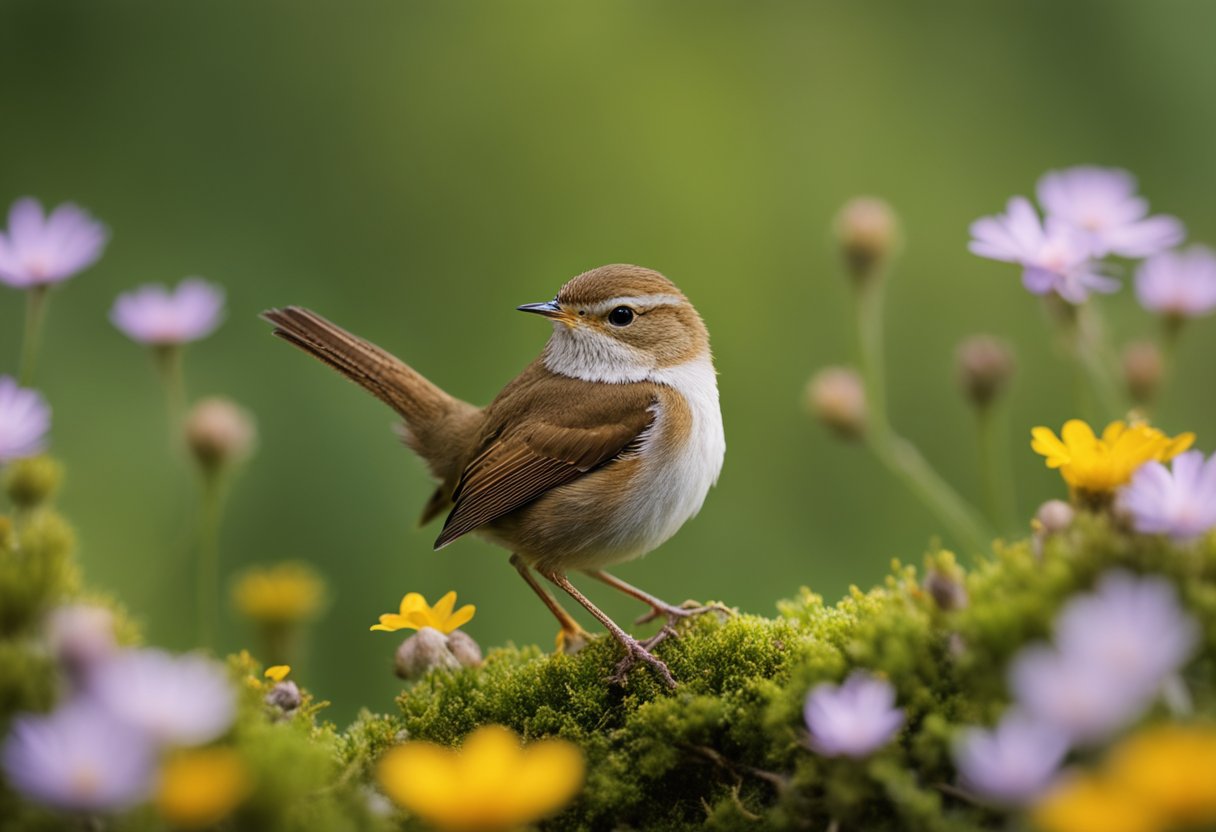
[607,306,635,327]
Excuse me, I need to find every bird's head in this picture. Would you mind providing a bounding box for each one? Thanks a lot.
[518,264,710,383]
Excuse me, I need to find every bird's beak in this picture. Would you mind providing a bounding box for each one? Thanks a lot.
[516,299,565,319]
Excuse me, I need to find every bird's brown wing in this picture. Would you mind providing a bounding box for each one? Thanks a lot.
[434,381,656,550]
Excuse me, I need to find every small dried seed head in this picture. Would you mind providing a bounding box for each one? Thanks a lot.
[445,629,483,668]
[184,397,256,472]
[1121,340,1164,405]
[1035,500,1075,536]
[46,604,117,678]
[805,367,867,439]
[3,455,64,509]
[264,680,302,712]
[394,627,460,680]
[923,569,969,612]
[834,197,899,285]
[956,335,1016,408]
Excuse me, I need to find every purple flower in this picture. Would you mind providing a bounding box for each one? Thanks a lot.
[953,710,1069,806]
[1054,570,1199,688]
[1134,246,1216,318]
[110,277,225,345]
[1,699,156,812]
[1121,451,1216,542]
[1037,166,1184,258]
[804,671,904,758]
[88,648,236,746]
[1008,643,1145,746]
[969,197,1118,303]
[0,197,109,288]
[0,376,51,463]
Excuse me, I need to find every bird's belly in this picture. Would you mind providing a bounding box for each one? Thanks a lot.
[489,371,725,572]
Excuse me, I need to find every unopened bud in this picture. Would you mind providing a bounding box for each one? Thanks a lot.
[805,367,867,439]
[1034,499,1075,536]
[1121,340,1163,405]
[46,604,117,679]
[265,680,302,712]
[184,397,256,472]
[956,336,1015,408]
[3,455,63,509]
[445,629,483,668]
[923,569,969,612]
[394,627,460,680]
[834,197,899,285]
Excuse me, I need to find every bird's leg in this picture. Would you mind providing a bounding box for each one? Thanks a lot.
[584,569,732,648]
[510,555,591,655]
[540,569,677,690]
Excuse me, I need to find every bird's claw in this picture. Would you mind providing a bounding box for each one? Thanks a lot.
[609,639,677,690]
[634,600,734,628]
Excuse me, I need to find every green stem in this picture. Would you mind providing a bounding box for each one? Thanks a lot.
[1157,316,1184,407]
[1073,303,1124,421]
[853,282,993,555]
[197,470,226,650]
[974,404,1015,533]
[154,345,187,436]
[19,286,50,386]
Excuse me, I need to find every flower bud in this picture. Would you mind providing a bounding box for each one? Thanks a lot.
[46,604,117,679]
[956,335,1015,408]
[923,569,969,612]
[445,629,484,668]
[1034,499,1075,535]
[184,397,256,473]
[265,680,302,712]
[805,367,867,439]
[834,197,899,285]
[3,455,63,509]
[394,627,461,680]
[1121,340,1163,405]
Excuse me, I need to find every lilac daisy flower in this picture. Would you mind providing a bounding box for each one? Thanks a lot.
[1,699,156,812]
[0,197,109,288]
[1037,166,1184,258]
[969,197,1117,303]
[1008,642,1147,746]
[953,710,1069,806]
[88,648,236,746]
[110,278,225,345]
[0,375,51,463]
[1134,246,1216,319]
[1054,570,1199,689]
[1121,451,1216,542]
[804,671,904,758]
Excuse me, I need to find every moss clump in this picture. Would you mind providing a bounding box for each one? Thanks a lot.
[338,513,1216,831]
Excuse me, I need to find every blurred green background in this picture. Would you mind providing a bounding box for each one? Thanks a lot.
[2,1,1213,723]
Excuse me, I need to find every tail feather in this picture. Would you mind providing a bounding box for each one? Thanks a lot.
[262,306,480,495]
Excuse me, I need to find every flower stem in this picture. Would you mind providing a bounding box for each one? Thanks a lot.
[1073,303,1124,421]
[853,283,993,555]
[974,403,1016,533]
[153,345,187,436]
[19,286,50,386]
[197,470,226,650]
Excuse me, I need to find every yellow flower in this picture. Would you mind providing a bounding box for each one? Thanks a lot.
[156,748,251,829]
[377,725,584,831]
[1031,419,1194,493]
[232,562,326,625]
[1107,725,1216,825]
[264,664,291,682]
[370,591,475,634]
[1032,773,1163,832]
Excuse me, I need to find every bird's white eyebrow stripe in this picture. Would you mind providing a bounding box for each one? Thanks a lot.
[579,294,685,315]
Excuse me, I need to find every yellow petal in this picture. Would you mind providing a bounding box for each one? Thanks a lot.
[1033,773,1162,832]
[1031,427,1070,468]
[377,743,463,825]
[398,592,428,617]
[431,591,458,621]
[1100,420,1127,444]
[370,614,412,632]
[510,738,585,821]
[1062,419,1099,448]
[1162,432,1196,460]
[441,604,476,634]
[1108,726,1216,825]
[156,749,250,829]
[264,665,290,682]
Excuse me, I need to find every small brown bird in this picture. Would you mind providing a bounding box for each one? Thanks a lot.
[263,264,726,687]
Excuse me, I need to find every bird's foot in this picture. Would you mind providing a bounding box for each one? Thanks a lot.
[635,599,734,628]
[555,624,593,655]
[609,635,677,690]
